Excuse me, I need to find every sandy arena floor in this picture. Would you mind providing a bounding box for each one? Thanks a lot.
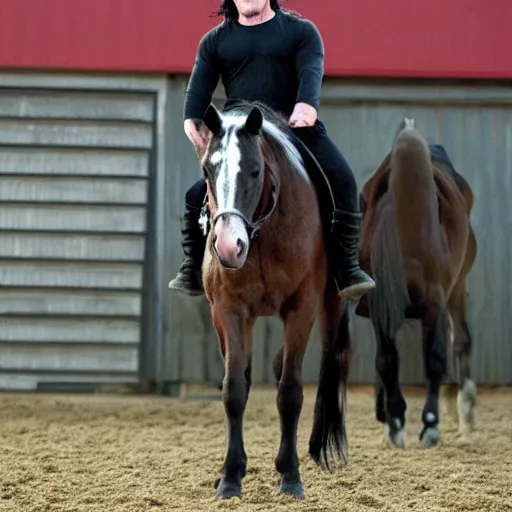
[0,385,510,512]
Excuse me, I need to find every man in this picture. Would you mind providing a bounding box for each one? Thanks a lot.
[168,0,375,301]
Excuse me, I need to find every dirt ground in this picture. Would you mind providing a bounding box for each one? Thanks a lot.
[0,385,510,512]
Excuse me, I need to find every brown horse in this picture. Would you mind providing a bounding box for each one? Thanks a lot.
[355,118,477,448]
[199,101,349,500]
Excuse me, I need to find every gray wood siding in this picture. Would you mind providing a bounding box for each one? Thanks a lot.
[0,372,138,391]
[0,345,138,372]
[0,177,147,203]
[0,262,142,289]
[0,290,141,316]
[0,317,140,343]
[0,147,150,176]
[0,81,157,390]
[0,119,152,147]
[0,205,147,231]
[3,74,509,392]
[0,233,145,260]
[162,78,512,387]
[0,90,155,121]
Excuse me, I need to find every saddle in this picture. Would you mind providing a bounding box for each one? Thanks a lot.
[429,144,466,193]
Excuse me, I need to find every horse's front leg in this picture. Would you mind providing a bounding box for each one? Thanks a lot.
[275,286,317,499]
[375,375,387,424]
[212,306,254,500]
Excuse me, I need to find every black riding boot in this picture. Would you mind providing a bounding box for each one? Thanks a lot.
[168,204,206,296]
[331,209,375,301]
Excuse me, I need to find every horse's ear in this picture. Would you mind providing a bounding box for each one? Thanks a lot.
[204,104,222,136]
[245,106,263,135]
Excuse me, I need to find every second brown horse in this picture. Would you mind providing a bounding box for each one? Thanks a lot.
[356,118,477,448]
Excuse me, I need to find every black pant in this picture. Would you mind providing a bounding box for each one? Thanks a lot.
[185,119,358,213]
[291,120,358,211]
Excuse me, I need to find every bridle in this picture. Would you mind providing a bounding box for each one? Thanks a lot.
[200,165,281,242]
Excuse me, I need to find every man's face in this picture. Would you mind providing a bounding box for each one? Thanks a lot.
[233,0,270,18]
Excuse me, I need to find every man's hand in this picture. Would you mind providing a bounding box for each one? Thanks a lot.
[288,102,318,128]
[184,118,209,158]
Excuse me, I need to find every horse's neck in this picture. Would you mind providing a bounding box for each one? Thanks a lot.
[278,161,312,210]
[260,133,317,227]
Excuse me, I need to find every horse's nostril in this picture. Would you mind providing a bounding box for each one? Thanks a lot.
[236,238,245,256]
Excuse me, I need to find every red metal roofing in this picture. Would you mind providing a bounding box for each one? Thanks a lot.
[0,0,509,79]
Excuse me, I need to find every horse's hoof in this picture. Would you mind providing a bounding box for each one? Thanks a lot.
[388,417,406,448]
[420,426,440,448]
[457,379,477,433]
[214,476,241,500]
[278,474,304,499]
[388,428,406,448]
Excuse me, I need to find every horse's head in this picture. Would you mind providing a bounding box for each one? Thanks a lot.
[202,103,271,270]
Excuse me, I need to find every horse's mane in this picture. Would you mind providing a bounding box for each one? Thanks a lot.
[221,100,309,183]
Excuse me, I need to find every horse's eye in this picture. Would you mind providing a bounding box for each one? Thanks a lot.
[250,170,259,178]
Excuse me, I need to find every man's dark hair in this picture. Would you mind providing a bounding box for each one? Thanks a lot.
[214,0,290,20]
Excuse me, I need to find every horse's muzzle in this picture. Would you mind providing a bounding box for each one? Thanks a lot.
[213,214,250,270]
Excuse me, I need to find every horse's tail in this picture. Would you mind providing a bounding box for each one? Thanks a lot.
[368,198,409,339]
[369,118,426,338]
[309,293,350,470]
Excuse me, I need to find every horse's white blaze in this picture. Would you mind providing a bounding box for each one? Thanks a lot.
[216,127,242,211]
[210,151,222,165]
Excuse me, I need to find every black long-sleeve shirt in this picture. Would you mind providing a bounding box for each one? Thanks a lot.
[183,9,324,121]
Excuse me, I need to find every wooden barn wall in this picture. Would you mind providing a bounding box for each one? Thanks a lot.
[163,77,512,387]
[0,72,170,391]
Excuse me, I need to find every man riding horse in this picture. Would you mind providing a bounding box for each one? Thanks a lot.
[168,0,375,301]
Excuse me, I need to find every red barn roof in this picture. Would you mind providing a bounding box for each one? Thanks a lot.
[0,0,510,79]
